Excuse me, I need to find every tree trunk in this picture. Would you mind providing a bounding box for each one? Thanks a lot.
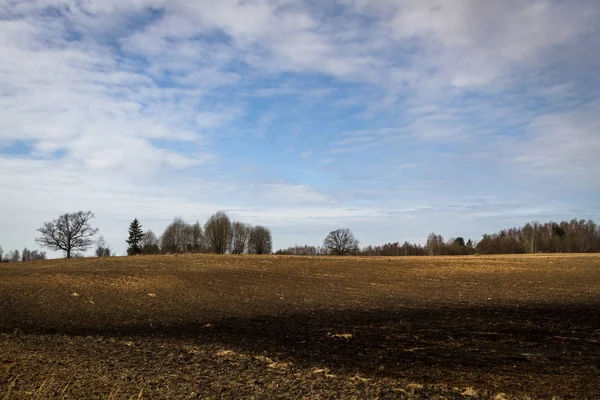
[67,249,71,258]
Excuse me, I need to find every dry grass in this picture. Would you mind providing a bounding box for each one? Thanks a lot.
[1,254,599,399]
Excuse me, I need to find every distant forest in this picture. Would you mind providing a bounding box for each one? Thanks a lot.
[276,219,600,256]
[1,218,599,262]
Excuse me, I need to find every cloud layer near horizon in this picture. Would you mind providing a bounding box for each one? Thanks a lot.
[1,0,599,255]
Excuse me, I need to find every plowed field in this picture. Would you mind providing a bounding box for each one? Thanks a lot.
[1,254,599,399]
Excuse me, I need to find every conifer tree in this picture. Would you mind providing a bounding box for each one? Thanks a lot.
[126,218,144,255]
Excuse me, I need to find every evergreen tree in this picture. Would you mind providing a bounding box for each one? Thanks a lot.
[126,219,144,256]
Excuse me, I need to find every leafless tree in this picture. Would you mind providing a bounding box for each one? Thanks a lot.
[7,249,21,262]
[95,235,112,257]
[248,225,273,255]
[231,221,250,254]
[426,233,445,256]
[190,221,204,252]
[21,248,47,261]
[36,211,99,258]
[160,217,190,253]
[204,211,232,254]
[0,246,3,262]
[141,230,160,254]
[323,228,359,255]
[275,244,319,255]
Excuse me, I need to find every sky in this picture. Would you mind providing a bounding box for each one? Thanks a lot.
[1,0,599,257]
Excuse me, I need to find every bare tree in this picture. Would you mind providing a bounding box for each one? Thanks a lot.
[0,245,3,262]
[95,235,112,257]
[204,211,232,254]
[275,244,318,255]
[20,248,47,261]
[190,221,204,252]
[248,225,273,255]
[426,233,444,256]
[141,230,160,254]
[323,228,359,255]
[7,249,20,262]
[36,211,99,258]
[32,250,46,261]
[21,248,30,262]
[160,217,189,253]
[231,221,250,254]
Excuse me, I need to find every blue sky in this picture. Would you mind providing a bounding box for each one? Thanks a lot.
[1,0,599,256]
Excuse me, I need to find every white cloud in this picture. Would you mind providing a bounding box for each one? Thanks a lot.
[514,103,600,187]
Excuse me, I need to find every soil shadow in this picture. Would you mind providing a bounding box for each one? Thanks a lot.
[3,302,599,398]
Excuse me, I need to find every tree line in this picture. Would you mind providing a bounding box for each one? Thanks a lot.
[278,219,600,256]
[0,210,273,260]
[0,246,47,263]
[276,228,361,255]
[124,212,273,256]
[275,229,473,256]
[2,214,598,262]
[475,219,600,254]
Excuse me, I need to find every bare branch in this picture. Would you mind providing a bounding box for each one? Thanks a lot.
[36,211,99,258]
[248,226,272,255]
[323,228,359,255]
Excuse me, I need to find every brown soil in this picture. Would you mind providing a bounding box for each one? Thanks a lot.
[1,254,599,399]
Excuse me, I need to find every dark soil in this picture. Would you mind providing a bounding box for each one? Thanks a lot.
[1,254,599,399]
